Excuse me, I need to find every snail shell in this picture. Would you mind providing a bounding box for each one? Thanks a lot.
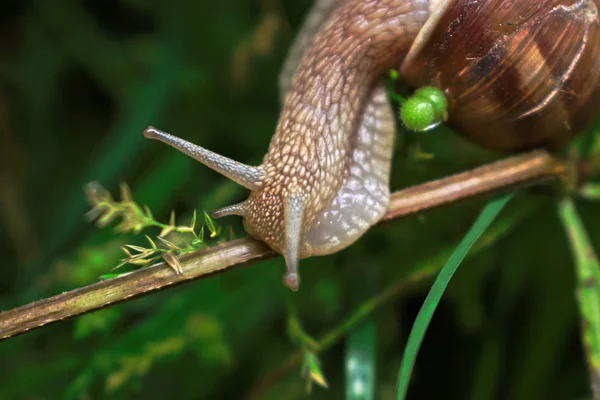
[144,0,600,290]
[401,0,600,151]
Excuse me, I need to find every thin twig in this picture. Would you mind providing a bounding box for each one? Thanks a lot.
[0,238,275,340]
[0,150,574,341]
[384,149,567,219]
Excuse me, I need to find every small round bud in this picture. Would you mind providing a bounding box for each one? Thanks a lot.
[414,86,448,121]
[400,97,435,132]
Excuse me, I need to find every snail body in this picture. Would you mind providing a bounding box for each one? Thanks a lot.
[145,0,600,290]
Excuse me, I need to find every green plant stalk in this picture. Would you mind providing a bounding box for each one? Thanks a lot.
[245,195,535,400]
[580,183,600,200]
[285,295,329,390]
[558,197,600,396]
[395,193,514,400]
[345,264,379,400]
[345,316,377,400]
[323,195,528,354]
[287,312,319,352]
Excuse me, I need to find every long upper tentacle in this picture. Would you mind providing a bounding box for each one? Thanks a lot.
[144,127,265,190]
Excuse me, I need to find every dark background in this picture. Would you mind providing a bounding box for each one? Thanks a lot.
[0,1,598,399]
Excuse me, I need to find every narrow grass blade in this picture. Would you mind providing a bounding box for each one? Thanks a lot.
[396,193,514,400]
[346,264,378,400]
[579,183,600,201]
[558,197,600,396]
[346,320,377,400]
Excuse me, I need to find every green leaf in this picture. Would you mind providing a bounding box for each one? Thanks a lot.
[204,211,218,238]
[558,197,600,388]
[396,193,514,400]
[580,183,600,200]
[346,321,377,400]
[345,261,378,400]
[145,235,157,249]
[190,209,197,231]
[303,351,329,391]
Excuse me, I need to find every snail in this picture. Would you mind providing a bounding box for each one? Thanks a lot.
[144,0,600,291]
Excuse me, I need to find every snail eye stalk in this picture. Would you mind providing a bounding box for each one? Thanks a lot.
[144,126,265,191]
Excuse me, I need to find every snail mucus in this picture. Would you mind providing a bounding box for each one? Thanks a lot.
[144,0,600,290]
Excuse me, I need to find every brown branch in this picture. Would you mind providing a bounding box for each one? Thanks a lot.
[0,149,574,341]
[384,149,568,219]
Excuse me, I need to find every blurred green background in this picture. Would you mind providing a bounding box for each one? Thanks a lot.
[0,1,599,399]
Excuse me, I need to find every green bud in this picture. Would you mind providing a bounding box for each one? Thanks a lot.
[400,97,435,132]
[414,86,448,122]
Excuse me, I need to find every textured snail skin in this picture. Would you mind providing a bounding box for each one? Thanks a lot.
[145,0,433,290]
[144,0,600,290]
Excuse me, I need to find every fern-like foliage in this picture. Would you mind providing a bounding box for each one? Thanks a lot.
[85,182,226,277]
